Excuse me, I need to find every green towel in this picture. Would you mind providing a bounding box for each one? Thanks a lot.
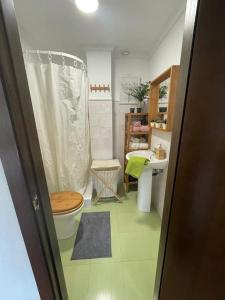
[125,156,150,179]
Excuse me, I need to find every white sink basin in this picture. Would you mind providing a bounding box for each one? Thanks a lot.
[126,150,168,212]
[126,150,167,169]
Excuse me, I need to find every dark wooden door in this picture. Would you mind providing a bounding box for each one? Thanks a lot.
[158,0,225,299]
[0,0,67,299]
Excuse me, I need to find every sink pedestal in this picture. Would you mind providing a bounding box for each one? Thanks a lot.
[137,167,153,212]
[126,150,168,213]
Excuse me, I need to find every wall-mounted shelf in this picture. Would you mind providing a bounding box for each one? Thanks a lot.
[150,127,169,132]
[149,65,180,132]
[126,113,148,116]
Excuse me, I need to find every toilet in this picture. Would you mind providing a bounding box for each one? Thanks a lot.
[50,191,84,240]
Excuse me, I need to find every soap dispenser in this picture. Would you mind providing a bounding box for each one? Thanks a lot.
[155,144,166,160]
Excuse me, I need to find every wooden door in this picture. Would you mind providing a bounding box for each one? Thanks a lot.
[158,0,225,299]
[0,0,67,299]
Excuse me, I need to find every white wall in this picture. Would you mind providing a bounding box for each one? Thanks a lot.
[149,12,185,217]
[148,13,185,80]
[87,54,150,164]
[86,49,112,100]
[86,49,113,160]
[0,160,40,300]
[89,100,113,160]
[114,57,149,101]
[113,57,149,179]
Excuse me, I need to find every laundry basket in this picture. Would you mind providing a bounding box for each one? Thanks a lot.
[91,159,121,199]
[94,170,118,198]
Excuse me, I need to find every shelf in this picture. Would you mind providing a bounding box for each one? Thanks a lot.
[149,65,180,133]
[126,148,149,151]
[127,181,138,185]
[124,112,151,192]
[125,113,149,116]
[124,175,138,185]
[151,127,170,132]
[128,131,150,135]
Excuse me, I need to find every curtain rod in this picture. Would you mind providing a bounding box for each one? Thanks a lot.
[23,49,85,65]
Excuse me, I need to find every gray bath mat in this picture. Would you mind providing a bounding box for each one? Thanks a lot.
[71,211,111,260]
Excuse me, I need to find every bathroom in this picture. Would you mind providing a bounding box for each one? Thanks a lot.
[11,0,186,299]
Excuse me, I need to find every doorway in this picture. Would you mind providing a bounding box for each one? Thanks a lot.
[6,3,225,299]
[3,0,188,299]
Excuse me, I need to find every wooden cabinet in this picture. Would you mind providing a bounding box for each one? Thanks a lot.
[149,65,180,132]
[124,113,151,191]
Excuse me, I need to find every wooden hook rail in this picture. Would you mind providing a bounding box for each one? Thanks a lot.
[90,84,110,93]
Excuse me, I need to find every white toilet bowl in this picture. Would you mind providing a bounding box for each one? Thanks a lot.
[53,202,84,239]
[50,192,84,240]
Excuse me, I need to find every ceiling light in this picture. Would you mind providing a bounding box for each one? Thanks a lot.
[121,50,130,56]
[75,0,99,14]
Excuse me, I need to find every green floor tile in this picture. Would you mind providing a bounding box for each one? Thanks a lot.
[119,232,160,261]
[85,200,119,213]
[87,262,125,300]
[58,191,161,300]
[63,264,90,300]
[117,211,161,233]
[115,194,138,213]
[122,260,157,300]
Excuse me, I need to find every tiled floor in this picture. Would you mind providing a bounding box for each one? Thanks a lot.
[58,191,161,300]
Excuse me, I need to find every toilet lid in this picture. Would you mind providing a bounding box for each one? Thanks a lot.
[50,192,83,214]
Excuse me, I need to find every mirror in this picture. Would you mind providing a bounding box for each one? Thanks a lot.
[149,65,180,131]
[158,78,170,113]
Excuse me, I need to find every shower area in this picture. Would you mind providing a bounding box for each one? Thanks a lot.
[24,50,92,204]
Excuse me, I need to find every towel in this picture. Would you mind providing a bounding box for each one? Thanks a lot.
[125,156,150,178]
[129,142,148,149]
[133,121,141,127]
[140,125,150,132]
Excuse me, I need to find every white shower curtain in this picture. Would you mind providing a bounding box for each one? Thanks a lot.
[26,60,90,194]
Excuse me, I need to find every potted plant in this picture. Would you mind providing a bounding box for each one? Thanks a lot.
[155,120,161,129]
[162,119,167,130]
[130,108,135,113]
[159,85,168,99]
[150,119,155,127]
[136,107,142,113]
[123,82,150,113]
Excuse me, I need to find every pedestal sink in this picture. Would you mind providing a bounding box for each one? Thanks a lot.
[126,150,168,212]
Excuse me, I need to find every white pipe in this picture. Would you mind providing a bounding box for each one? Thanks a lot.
[24,49,85,65]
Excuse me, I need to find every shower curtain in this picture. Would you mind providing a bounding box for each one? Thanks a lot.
[25,58,90,194]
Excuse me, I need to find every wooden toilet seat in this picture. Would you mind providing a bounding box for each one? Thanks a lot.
[50,191,84,215]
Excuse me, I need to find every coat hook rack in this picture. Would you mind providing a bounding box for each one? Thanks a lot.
[90,84,110,93]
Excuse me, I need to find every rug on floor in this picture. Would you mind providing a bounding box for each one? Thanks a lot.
[71,211,112,260]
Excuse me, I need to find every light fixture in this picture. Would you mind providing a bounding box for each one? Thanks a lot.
[75,0,99,14]
[121,50,130,56]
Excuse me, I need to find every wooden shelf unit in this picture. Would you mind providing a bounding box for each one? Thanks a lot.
[124,113,151,191]
[149,65,180,132]
[129,131,150,135]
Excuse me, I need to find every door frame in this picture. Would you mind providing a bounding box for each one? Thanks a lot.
[0,0,201,299]
[0,76,59,300]
[0,0,67,299]
[154,0,200,298]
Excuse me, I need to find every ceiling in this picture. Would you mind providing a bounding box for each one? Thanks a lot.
[14,0,186,60]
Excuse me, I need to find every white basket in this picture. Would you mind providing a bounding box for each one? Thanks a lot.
[94,169,118,198]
